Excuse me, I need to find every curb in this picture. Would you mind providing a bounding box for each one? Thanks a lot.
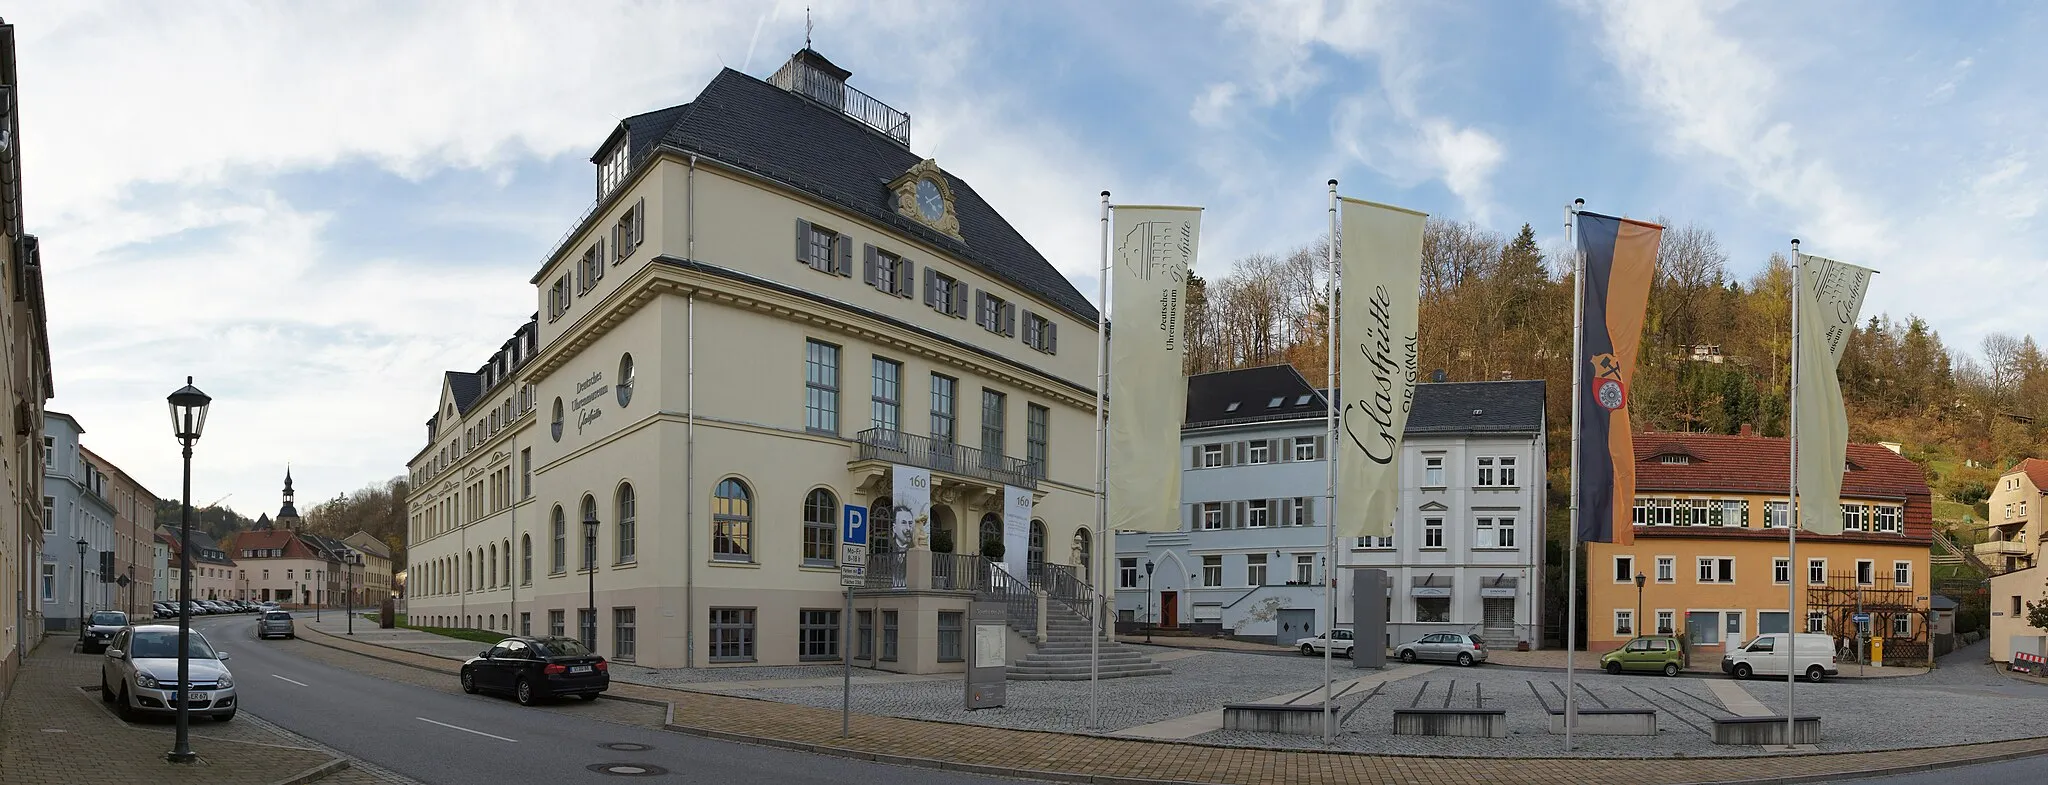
[268,758,350,785]
[658,721,1205,785]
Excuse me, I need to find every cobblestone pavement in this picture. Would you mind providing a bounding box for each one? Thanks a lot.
[0,634,343,785]
[288,616,2048,784]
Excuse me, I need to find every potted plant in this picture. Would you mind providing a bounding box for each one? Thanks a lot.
[932,529,955,554]
[981,538,1005,561]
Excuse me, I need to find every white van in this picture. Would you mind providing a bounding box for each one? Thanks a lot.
[1720,633,1839,682]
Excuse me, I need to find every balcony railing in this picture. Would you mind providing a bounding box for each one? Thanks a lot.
[1975,540,2029,558]
[854,428,1039,489]
[770,59,911,147]
[931,552,988,592]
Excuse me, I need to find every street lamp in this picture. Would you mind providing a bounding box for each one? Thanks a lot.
[1635,572,1647,635]
[76,538,88,636]
[583,509,599,650]
[165,377,210,765]
[1143,560,1155,643]
[345,551,360,636]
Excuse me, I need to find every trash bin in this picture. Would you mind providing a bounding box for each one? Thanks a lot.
[380,598,396,629]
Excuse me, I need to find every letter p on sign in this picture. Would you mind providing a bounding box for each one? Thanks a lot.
[842,505,869,547]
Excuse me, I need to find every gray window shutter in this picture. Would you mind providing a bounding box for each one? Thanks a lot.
[973,291,989,328]
[1314,435,1328,460]
[633,198,645,247]
[1236,441,1249,465]
[862,245,879,286]
[923,268,938,307]
[1022,311,1038,346]
[899,259,914,298]
[1189,504,1200,531]
[1235,501,1249,529]
[1045,322,1057,353]
[952,283,969,318]
[796,219,812,265]
[1304,498,1315,525]
[1002,303,1017,337]
[1190,444,1201,468]
[1278,498,1293,526]
[836,235,853,276]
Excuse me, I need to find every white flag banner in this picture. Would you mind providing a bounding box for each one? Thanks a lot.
[1107,205,1201,532]
[1794,253,1874,535]
[1003,485,1033,579]
[1336,198,1426,539]
[891,465,931,551]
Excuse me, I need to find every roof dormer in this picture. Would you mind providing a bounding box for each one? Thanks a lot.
[593,127,630,200]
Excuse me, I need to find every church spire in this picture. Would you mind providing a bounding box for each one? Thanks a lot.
[278,465,301,524]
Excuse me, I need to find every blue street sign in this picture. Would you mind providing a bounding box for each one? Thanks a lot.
[1851,613,1870,623]
[842,505,869,546]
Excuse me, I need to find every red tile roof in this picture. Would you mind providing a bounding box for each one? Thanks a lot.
[232,528,322,559]
[1631,431,1932,541]
[2016,458,2048,492]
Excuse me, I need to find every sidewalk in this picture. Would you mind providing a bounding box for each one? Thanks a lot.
[291,615,2048,785]
[0,633,346,785]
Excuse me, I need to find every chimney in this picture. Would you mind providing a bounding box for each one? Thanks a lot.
[1739,423,1754,437]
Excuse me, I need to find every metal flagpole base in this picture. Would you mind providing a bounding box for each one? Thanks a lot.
[167,750,197,764]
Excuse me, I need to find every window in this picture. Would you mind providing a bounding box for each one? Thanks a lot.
[1248,441,1269,464]
[1498,457,1517,486]
[521,449,532,498]
[1022,311,1058,354]
[1892,614,1910,638]
[611,199,644,264]
[1424,518,1445,548]
[1856,559,1874,585]
[1026,404,1050,478]
[802,489,838,567]
[1290,497,1311,526]
[863,245,913,297]
[937,611,964,662]
[1893,560,1911,586]
[1614,610,1634,636]
[1614,556,1635,584]
[1417,597,1450,623]
[871,358,902,433]
[616,353,635,407]
[857,610,874,660]
[1356,535,1394,549]
[41,496,51,533]
[612,608,637,662]
[548,275,571,321]
[597,141,629,197]
[1655,556,1674,583]
[710,608,756,662]
[1696,557,1734,583]
[713,479,754,562]
[1118,558,1139,589]
[1807,611,1827,633]
[40,563,54,600]
[549,609,565,637]
[2017,596,2026,617]
[1294,437,1317,461]
[805,340,841,434]
[616,483,637,564]
[1201,502,1223,530]
[1028,520,1045,576]
[1476,457,1496,486]
[42,436,52,469]
[799,609,840,661]
[581,495,600,571]
[1294,554,1315,584]
[926,270,967,317]
[974,290,1015,336]
[1842,503,1866,532]
[1424,456,1445,486]
[980,390,1006,462]
[577,241,604,293]
[881,610,899,662]
[1660,454,1690,465]
[1246,554,1267,586]
[1773,558,1791,584]
[1246,499,1270,528]
[521,534,532,584]
[797,219,848,275]
[1656,610,1675,634]
[1475,517,1515,548]
[1201,555,1222,587]
[1876,505,1902,534]
[1809,558,1827,585]
[930,374,957,444]
[1202,444,1224,468]
[520,612,531,636]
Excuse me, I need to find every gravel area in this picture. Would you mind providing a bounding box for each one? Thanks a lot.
[610,663,854,685]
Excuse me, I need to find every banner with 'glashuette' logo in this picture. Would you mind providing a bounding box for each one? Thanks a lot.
[1335,197,1426,540]
[1107,206,1200,533]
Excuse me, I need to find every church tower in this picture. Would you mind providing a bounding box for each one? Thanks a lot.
[276,466,302,530]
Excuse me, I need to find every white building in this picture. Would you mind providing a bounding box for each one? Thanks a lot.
[1113,367,1548,649]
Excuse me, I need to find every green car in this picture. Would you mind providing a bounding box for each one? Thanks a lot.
[1600,635,1684,677]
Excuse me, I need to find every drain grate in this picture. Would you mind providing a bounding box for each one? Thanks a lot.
[601,742,652,752]
[587,763,668,776]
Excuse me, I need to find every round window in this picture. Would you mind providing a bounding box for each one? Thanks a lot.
[551,397,565,442]
[616,353,635,407]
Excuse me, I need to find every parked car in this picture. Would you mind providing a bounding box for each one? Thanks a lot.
[100,624,237,722]
[151,602,176,619]
[1722,632,1838,683]
[460,636,610,705]
[81,610,129,653]
[1600,635,1685,676]
[1393,632,1487,666]
[1294,629,1356,657]
[257,610,295,640]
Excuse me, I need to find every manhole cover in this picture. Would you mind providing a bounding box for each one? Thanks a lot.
[587,763,668,776]
[601,742,652,751]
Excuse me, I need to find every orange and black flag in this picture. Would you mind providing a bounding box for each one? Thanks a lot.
[1575,211,1661,546]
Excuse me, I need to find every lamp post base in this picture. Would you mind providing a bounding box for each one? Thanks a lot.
[167,749,198,764]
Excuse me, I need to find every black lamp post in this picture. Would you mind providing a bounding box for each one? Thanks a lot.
[344,551,359,635]
[166,376,210,764]
[583,510,598,650]
[1634,572,1647,635]
[76,537,88,635]
[1143,560,1155,644]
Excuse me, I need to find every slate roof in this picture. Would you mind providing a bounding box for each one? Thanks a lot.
[1183,367,1546,435]
[446,370,484,416]
[1185,365,1322,428]
[1403,379,1547,435]
[607,62,1096,322]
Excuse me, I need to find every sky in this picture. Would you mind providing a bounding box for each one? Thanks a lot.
[12,0,2046,520]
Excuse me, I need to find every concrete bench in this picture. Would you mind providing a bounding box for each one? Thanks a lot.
[1392,708,1507,739]
[1712,715,1821,745]
[1222,703,1331,735]
[1546,707,1657,736]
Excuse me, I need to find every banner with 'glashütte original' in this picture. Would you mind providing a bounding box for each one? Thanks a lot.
[1107,206,1200,532]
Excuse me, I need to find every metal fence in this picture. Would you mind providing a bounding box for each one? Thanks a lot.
[854,428,1038,488]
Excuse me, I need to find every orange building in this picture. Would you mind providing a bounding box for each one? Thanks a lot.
[1587,429,1932,663]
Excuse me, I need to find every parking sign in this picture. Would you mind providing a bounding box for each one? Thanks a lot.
[842,504,869,547]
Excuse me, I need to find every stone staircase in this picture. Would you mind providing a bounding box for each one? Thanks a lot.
[1008,602,1171,681]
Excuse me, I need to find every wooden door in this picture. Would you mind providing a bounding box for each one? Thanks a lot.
[1160,591,1178,628]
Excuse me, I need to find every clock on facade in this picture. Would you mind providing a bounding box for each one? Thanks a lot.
[916,178,945,222]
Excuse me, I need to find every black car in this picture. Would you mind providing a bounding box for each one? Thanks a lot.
[460,636,609,705]
[81,611,128,653]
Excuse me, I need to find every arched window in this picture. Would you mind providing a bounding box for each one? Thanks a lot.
[871,496,893,555]
[580,494,599,570]
[616,483,637,564]
[978,512,1002,557]
[551,505,566,573]
[488,544,498,588]
[1028,519,1046,578]
[520,534,533,584]
[712,478,753,562]
[502,539,512,586]
[802,489,837,567]
[1073,528,1092,574]
[463,551,472,592]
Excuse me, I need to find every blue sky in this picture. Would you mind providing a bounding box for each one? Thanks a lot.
[13,0,2045,516]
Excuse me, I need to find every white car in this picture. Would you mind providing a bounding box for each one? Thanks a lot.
[1294,629,1355,657]
[101,624,238,722]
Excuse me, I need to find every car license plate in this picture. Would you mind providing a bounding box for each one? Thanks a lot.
[569,665,592,674]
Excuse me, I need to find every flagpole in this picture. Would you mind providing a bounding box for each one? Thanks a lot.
[1090,191,1110,729]
[1564,198,1585,752]
[1323,179,1340,745]
[1786,238,1801,746]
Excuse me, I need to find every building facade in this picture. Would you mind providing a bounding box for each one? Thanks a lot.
[343,531,395,603]
[82,446,158,617]
[150,531,170,604]
[1986,459,2048,663]
[38,412,116,631]
[1586,432,1933,663]
[232,474,362,606]
[404,48,1102,671]
[1111,370,1548,649]
[0,18,57,696]
[167,530,238,602]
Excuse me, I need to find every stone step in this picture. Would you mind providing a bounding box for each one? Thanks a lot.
[1008,667,1171,681]
[1020,653,1151,665]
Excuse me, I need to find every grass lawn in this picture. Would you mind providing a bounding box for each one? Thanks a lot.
[360,612,503,645]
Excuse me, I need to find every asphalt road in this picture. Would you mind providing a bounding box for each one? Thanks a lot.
[1830,755,2048,784]
[190,615,1037,785]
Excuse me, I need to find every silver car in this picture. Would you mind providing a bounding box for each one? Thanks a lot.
[257,610,295,639]
[100,624,238,722]
[1392,632,1488,666]
[81,610,128,653]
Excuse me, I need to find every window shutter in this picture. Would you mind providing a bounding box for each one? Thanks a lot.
[923,268,938,307]
[1236,501,1249,529]
[795,219,811,265]
[612,223,624,262]
[1279,498,1293,526]
[632,198,645,248]
[1190,445,1201,468]
[1304,498,1316,525]
[1045,322,1057,353]
[1270,439,1284,462]
[973,291,989,328]
[1189,504,1199,531]
[836,235,853,276]
[952,283,969,319]
[1002,303,1017,336]
[1236,441,1249,464]
[1314,435,1327,460]
[862,244,879,286]
[899,260,914,298]
[1023,311,1038,345]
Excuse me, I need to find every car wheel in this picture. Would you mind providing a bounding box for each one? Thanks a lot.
[515,677,537,706]
[1300,644,1315,656]
[1733,663,1753,680]
[579,693,600,701]
[1457,652,1474,667]
[1664,663,1681,677]
[1399,650,1416,664]
[214,710,236,722]
[101,676,114,702]
[1806,665,1826,683]
[115,687,133,721]
[1606,661,1622,675]
[461,668,479,694]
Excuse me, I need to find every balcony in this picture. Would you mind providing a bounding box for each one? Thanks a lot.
[853,428,1039,489]
[1975,540,2030,559]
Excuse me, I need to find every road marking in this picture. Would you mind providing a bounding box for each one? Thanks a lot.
[416,717,518,743]
[272,675,309,687]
